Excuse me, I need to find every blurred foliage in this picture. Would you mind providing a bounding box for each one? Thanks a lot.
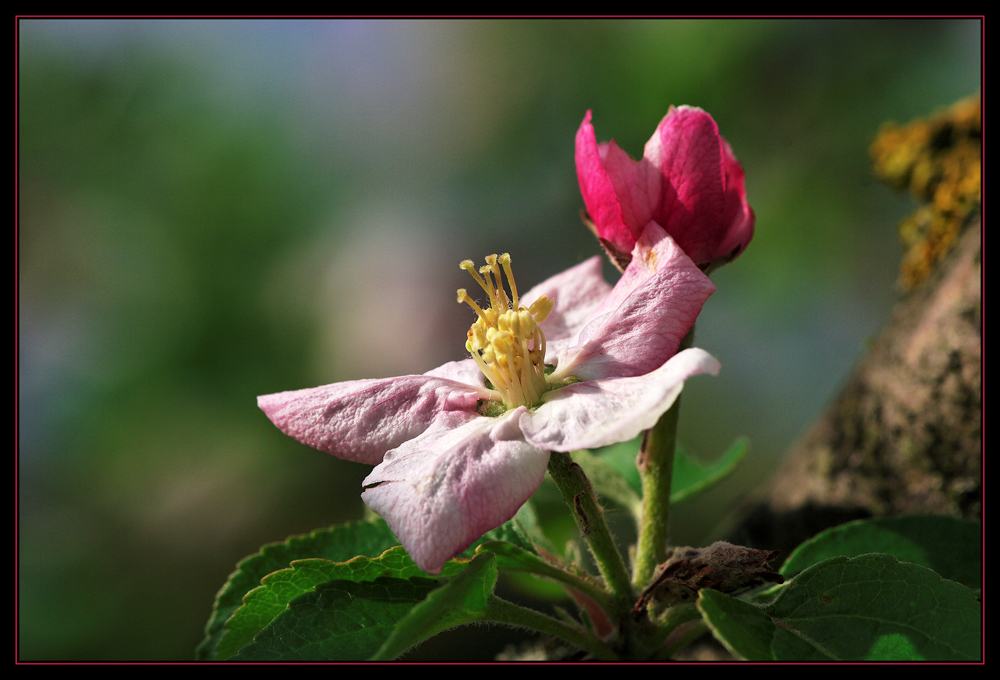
[19,38,347,660]
[17,19,980,660]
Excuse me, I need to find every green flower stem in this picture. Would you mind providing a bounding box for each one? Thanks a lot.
[547,451,635,612]
[632,327,695,588]
[484,595,619,660]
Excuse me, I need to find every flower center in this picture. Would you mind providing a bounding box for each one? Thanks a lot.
[457,253,555,410]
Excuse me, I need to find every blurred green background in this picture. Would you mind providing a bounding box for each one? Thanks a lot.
[18,18,980,660]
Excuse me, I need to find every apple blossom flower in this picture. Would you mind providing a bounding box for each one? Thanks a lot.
[576,107,754,272]
[258,223,719,574]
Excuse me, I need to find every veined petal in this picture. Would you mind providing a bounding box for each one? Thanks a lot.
[600,140,660,242]
[519,255,612,357]
[645,106,729,267]
[552,223,716,382]
[257,374,489,466]
[423,358,487,387]
[578,107,754,270]
[714,139,755,267]
[575,110,636,257]
[520,348,720,452]
[361,408,549,574]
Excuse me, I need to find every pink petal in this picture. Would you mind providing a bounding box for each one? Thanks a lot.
[578,107,754,270]
[520,348,721,452]
[575,110,637,257]
[644,106,730,267]
[599,139,660,242]
[519,255,612,357]
[423,358,486,387]
[257,375,488,466]
[552,223,716,382]
[361,408,549,574]
[714,139,755,266]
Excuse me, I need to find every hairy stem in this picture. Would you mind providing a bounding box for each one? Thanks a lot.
[633,327,694,588]
[547,451,636,612]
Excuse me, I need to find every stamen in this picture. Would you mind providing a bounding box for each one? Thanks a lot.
[458,254,555,410]
[528,295,554,323]
[485,255,510,311]
[457,289,488,322]
[499,253,518,309]
[469,349,509,403]
[504,349,525,406]
[479,264,499,310]
[461,260,496,307]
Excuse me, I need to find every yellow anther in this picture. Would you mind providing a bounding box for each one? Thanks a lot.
[498,253,518,308]
[461,260,496,307]
[485,255,511,311]
[507,311,522,335]
[491,329,512,348]
[458,253,555,410]
[457,288,488,322]
[528,295,554,323]
[469,323,487,348]
[518,309,534,333]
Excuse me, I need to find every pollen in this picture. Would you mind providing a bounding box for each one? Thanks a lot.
[458,254,553,409]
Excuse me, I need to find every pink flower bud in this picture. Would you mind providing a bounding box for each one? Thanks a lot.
[576,107,754,271]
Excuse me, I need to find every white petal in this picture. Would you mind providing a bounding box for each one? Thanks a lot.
[361,408,549,573]
[552,224,716,382]
[520,348,721,452]
[258,373,488,465]
[424,358,487,386]
[520,255,612,358]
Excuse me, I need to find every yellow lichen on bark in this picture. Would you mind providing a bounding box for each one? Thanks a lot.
[870,94,981,291]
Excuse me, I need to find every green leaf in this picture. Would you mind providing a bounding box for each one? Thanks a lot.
[233,576,443,660]
[202,513,542,660]
[594,436,749,504]
[476,540,550,572]
[700,554,981,661]
[462,507,540,557]
[670,437,749,503]
[216,546,467,660]
[571,448,642,520]
[697,588,781,660]
[372,551,500,660]
[197,519,400,660]
[504,497,557,555]
[781,514,982,589]
[593,436,642,493]
[475,540,611,608]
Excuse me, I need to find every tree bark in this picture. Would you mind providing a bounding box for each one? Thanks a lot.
[741,213,981,557]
